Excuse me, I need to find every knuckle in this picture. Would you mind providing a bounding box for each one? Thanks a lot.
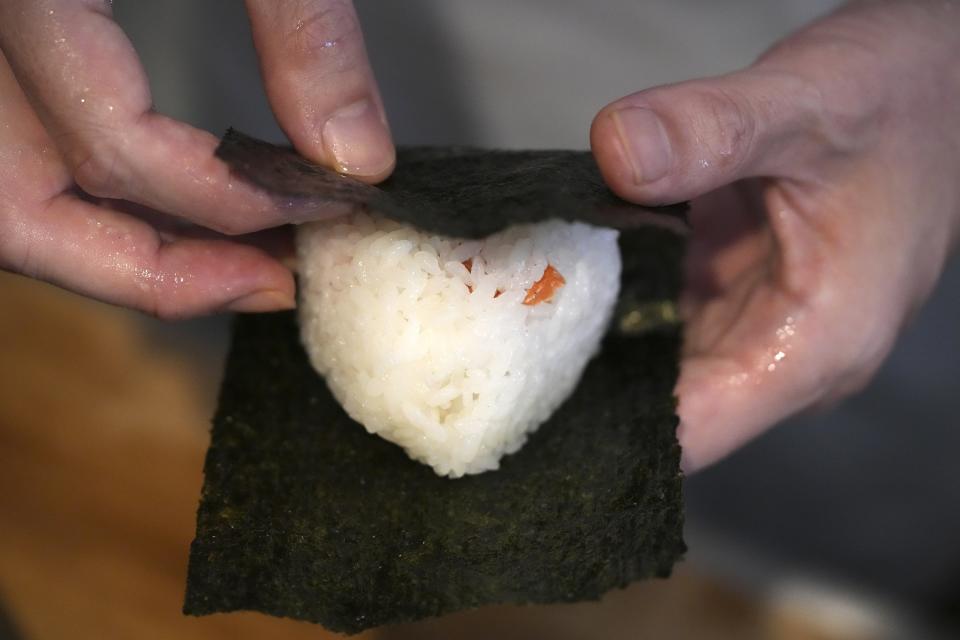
[810,77,880,157]
[137,246,182,320]
[761,65,865,158]
[70,143,123,198]
[758,36,883,158]
[139,276,184,320]
[807,284,896,404]
[284,1,364,72]
[150,299,186,321]
[689,88,757,170]
[824,342,887,402]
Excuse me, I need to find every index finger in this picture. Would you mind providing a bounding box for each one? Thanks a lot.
[0,0,326,235]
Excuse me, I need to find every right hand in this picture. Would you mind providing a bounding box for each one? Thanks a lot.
[0,0,393,318]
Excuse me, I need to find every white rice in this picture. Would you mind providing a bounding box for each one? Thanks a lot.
[297,213,621,477]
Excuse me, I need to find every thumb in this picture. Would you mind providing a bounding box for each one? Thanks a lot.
[591,67,823,204]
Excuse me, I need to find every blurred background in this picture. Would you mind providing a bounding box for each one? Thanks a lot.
[2,0,958,638]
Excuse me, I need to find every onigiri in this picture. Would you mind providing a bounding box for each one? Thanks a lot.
[297,213,621,477]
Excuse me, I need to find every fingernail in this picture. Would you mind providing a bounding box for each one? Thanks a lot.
[322,99,395,177]
[610,107,671,185]
[225,289,295,313]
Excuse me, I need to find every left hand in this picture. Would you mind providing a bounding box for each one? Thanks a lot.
[590,0,960,471]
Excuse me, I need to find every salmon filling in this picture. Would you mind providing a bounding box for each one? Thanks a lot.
[462,259,565,304]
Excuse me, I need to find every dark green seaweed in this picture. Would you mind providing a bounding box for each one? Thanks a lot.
[184,134,686,633]
[184,234,685,635]
[216,129,688,239]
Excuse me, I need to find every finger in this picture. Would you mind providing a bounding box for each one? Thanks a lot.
[681,182,771,306]
[0,54,71,204]
[674,181,819,471]
[0,49,293,319]
[674,179,902,472]
[0,192,295,319]
[102,201,299,270]
[245,0,395,182]
[675,286,886,473]
[0,1,321,234]
[590,67,827,204]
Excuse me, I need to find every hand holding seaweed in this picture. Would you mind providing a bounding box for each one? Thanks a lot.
[0,0,391,318]
[591,0,960,471]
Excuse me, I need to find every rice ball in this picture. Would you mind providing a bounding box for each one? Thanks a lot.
[297,213,621,477]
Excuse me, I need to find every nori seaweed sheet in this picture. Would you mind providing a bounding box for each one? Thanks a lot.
[184,134,687,633]
[216,129,688,238]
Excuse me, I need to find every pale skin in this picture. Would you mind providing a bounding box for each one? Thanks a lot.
[1,0,957,470]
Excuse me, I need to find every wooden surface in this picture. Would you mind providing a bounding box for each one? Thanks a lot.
[0,271,859,639]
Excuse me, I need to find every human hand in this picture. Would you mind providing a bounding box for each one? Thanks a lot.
[590,0,960,471]
[0,0,392,318]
